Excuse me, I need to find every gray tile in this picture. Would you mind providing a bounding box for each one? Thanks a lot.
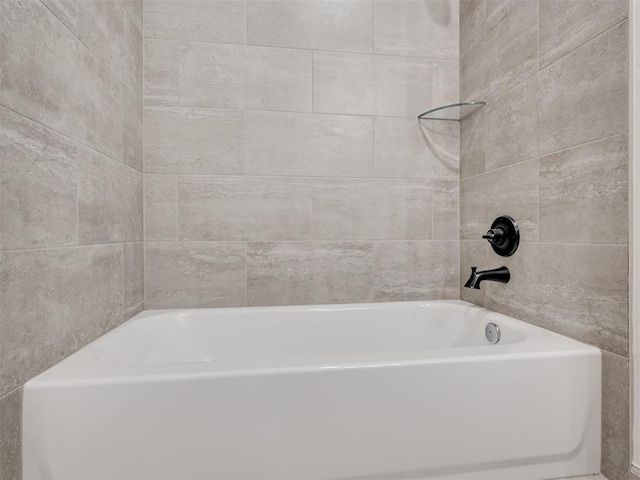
[374,117,459,180]
[538,21,628,156]
[246,46,312,112]
[123,243,144,319]
[312,178,432,240]
[485,0,525,32]
[248,0,373,53]
[432,179,459,240]
[539,0,628,69]
[78,146,143,244]
[122,0,143,33]
[459,107,485,178]
[179,176,313,241]
[0,245,124,396]
[247,111,373,177]
[460,159,539,242]
[459,240,488,306]
[539,134,628,244]
[0,107,78,250]
[144,107,245,174]
[247,242,373,306]
[144,0,246,44]
[41,0,76,33]
[373,0,458,58]
[143,39,179,106]
[0,388,22,480]
[144,174,178,242]
[460,0,485,55]
[601,351,629,480]
[374,241,458,301]
[145,242,246,308]
[122,89,143,171]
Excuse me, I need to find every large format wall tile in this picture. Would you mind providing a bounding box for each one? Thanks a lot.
[143,39,179,106]
[247,242,373,306]
[539,134,628,245]
[145,242,246,308]
[538,21,628,156]
[0,245,125,396]
[0,388,22,480]
[144,174,178,242]
[374,241,458,301]
[0,107,78,250]
[144,0,246,44]
[41,0,76,33]
[247,111,373,177]
[601,351,630,480]
[460,0,485,55]
[179,176,312,241]
[144,107,246,174]
[248,0,373,53]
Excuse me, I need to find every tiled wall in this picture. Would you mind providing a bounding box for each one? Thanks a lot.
[0,0,144,477]
[458,1,629,478]
[143,0,461,308]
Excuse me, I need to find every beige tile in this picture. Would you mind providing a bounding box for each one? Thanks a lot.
[374,241,458,301]
[539,134,628,244]
[41,0,76,33]
[373,0,458,58]
[0,388,22,480]
[460,0,485,55]
[247,111,373,177]
[144,0,246,44]
[432,179,459,240]
[179,176,312,241]
[145,242,246,308]
[247,242,373,306]
[144,107,245,174]
[122,89,143,171]
[123,243,144,319]
[1,0,123,161]
[246,46,312,112]
[78,146,143,244]
[485,242,629,357]
[601,351,629,480]
[485,75,539,170]
[375,117,459,180]
[0,245,124,396]
[459,240,488,306]
[538,21,628,156]
[312,178,432,240]
[179,41,246,109]
[0,107,78,250]
[144,174,178,242]
[460,107,485,178]
[143,39,179,106]
[248,0,373,53]
[460,159,539,242]
[539,0,628,69]
[485,0,525,31]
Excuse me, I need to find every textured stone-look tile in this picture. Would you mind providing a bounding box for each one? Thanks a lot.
[461,0,537,102]
[375,118,459,179]
[374,241,458,301]
[432,180,459,240]
[485,75,538,170]
[538,21,628,156]
[247,242,373,306]
[122,89,143,171]
[0,388,22,480]
[179,42,246,109]
[460,107,485,178]
[246,46,312,112]
[0,107,78,250]
[247,111,373,177]
[539,134,628,245]
[460,159,539,242]
[1,0,123,161]
[373,0,459,58]
[144,107,245,174]
[144,0,246,44]
[312,178,432,240]
[41,0,76,33]
[601,351,629,480]
[145,242,246,308]
[459,240,488,307]
[143,39,179,106]
[179,176,312,241]
[485,0,525,32]
[539,0,628,69]
[460,0,485,55]
[124,243,144,319]
[485,243,628,357]
[0,245,124,396]
[144,174,178,242]
[78,147,143,244]
[248,0,373,53]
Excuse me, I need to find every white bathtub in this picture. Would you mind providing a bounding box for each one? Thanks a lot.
[23,300,601,480]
